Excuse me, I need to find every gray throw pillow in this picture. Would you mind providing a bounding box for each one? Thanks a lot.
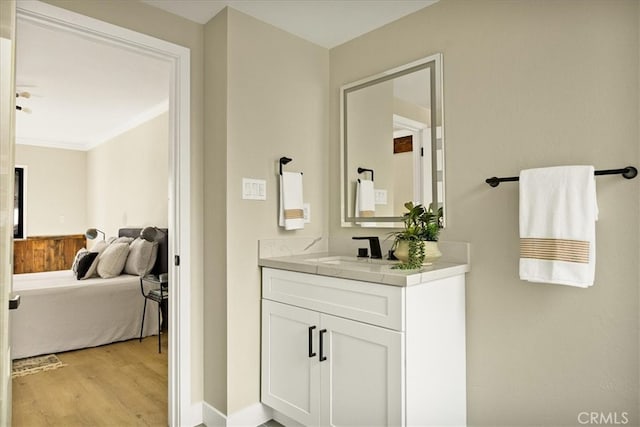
[84,240,109,279]
[97,242,130,278]
[124,237,158,276]
[112,236,134,245]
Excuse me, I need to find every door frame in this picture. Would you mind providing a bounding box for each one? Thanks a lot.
[15,2,192,425]
[0,1,17,424]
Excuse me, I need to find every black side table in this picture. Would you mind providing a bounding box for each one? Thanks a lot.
[139,275,168,353]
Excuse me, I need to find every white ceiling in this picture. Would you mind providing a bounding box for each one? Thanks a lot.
[15,0,438,151]
[15,18,171,151]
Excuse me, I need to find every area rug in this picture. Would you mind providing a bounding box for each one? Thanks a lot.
[12,354,66,378]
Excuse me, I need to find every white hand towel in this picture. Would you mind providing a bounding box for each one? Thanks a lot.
[279,171,304,230]
[355,179,375,218]
[519,165,598,287]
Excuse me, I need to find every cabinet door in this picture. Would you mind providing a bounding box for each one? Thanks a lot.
[262,300,320,426]
[320,314,404,427]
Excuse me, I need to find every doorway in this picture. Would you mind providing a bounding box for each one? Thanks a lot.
[13,2,192,425]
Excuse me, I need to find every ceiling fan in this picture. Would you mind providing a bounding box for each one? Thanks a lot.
[15,91,31,113]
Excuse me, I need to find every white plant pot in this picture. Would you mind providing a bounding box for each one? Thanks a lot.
[394,240,442,265]
[423,241,442,264]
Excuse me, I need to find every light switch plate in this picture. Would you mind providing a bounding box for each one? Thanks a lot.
[303,203,311,223]
[242,178,266,200]
[374,189,387,205]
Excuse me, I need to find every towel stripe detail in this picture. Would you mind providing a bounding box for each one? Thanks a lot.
[520,238,590,264]
[284,209,304,220]
[359,210,375,217]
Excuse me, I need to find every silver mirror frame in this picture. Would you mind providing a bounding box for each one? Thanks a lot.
[340,53,445,228]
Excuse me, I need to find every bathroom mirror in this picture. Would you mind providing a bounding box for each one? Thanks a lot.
[341,53,444,227]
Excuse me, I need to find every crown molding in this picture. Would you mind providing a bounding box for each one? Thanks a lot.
[15,136,89,151]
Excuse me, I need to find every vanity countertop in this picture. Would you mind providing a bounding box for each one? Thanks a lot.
[258,252,470,287]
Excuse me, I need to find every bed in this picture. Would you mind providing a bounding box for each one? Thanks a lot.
[10,227,168,359]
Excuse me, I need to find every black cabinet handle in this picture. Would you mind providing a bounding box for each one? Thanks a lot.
[308,326,316,357]
[319,329,327,362]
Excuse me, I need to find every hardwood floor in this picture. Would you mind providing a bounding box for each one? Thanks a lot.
[12,336,168,426]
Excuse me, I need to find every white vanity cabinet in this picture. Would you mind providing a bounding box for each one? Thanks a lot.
[261,267,467,427]
[262,299,403,426]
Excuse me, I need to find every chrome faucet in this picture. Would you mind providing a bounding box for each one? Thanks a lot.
[352,236,382,259]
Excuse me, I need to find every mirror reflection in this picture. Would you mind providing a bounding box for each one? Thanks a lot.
[341,53,444,227]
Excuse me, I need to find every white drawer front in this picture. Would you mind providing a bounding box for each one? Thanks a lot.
[262,268,404,331]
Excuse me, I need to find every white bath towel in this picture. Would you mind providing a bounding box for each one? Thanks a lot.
[355,179,376,218]
[279,171,304,230]
[519,165,598,287]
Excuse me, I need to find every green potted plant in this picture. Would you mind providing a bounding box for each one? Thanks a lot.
[390,201,442,270]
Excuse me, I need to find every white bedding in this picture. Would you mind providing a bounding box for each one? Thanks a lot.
[10,270,159,359]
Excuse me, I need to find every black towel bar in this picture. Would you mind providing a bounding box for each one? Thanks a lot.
[485,166,638,187]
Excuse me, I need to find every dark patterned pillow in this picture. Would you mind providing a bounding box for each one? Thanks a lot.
[76,252,99,280]
[71,248,88,273]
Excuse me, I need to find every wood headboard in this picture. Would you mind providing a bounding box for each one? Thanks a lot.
[118,228,169,275]
[13,234,86,274]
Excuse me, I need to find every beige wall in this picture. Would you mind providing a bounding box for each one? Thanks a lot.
[330,0,639,425]
[204,8,329,414]
[86,112,168,238]
[203,7,228,413]
[41,0,205,406]
[226,9,328,413]
[27,0,639,424]
[15,111,168,240]
[16,111,168,239]
[15,145,86,236]
[347,81,394,216]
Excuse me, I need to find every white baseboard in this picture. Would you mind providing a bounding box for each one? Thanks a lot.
[201,401,273,427]
[190,402,204,426]
[202,401,226,427]
[272,410,304,427]
[228,403,273,426]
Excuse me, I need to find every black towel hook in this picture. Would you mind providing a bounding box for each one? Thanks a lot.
[357,167,374,182]
[279,157,292,175]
